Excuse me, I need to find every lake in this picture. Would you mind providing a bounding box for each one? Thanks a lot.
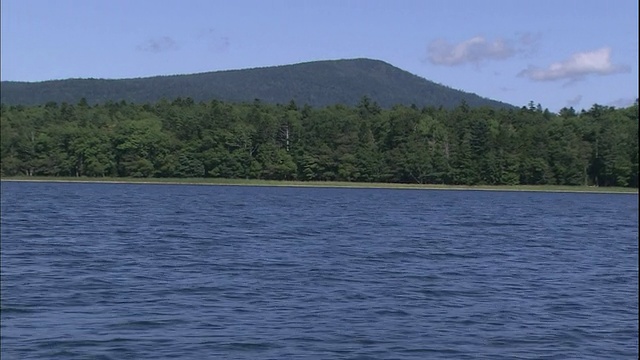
[1,181,638,359]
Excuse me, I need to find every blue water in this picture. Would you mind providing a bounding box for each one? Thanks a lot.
[1,181,638,359]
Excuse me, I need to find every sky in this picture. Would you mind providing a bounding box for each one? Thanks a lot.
[1,0,638,112]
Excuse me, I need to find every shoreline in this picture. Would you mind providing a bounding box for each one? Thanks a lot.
[1,177,637,194]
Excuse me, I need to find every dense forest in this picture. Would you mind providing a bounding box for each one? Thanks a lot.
[0,97,637,188]
[0,59,512,109]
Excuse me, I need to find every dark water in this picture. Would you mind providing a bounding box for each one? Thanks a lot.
[1,181,638,359]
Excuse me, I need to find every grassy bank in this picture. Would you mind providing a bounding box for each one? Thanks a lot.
[1,176,638,194]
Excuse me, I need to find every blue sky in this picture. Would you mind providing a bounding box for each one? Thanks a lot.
[1,0,637,112]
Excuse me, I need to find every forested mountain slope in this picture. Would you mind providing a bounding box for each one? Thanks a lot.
[0,58,513,109]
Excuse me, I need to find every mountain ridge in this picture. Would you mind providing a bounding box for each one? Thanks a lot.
[0,58,514,109]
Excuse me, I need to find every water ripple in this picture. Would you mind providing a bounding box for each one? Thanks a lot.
[1,182,638,359]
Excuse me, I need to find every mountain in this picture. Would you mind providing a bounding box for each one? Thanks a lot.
[0,58,514,109]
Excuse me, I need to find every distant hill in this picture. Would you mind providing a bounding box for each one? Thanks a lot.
[0,58,514,109]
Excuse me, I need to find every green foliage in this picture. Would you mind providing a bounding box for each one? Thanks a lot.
[0,59,513,110]
[0,97,637,188]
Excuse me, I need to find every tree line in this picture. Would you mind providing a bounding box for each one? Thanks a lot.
[1,97,637,187]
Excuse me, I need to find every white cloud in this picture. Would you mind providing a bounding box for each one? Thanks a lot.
[518,32,539,47]
[196,28,231,52]
[516,32,541,57]
[519,47,630,81]
[566,95,582,107]
[136,36,179,53]
[427,36,515,66]
[608,97,637,108]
